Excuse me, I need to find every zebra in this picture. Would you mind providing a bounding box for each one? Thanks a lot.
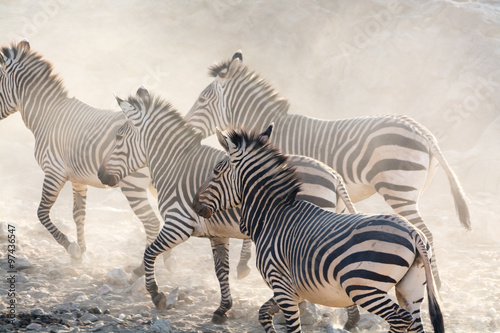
[192,124,445,333]
[0,40,161,269]
[98,86,361,326]
[185,51,471,288]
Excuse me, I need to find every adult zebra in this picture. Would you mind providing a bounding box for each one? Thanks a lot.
[193,125,445,333]
[0,40,160,267]
[186,51,471,287]
[98,87,360,326]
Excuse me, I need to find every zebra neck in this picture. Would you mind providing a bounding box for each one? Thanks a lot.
[239,158,299,241]
[228,89,289,133]
[270,113,339,158]
[146,129,202,202]
[17,66,68,135]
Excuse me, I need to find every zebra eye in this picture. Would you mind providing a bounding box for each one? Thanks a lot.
[198,96,206,104]
[116,134,124,141]
[219,69,228,78]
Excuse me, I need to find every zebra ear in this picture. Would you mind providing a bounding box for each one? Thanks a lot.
[136,86,150,104]
[115,95,144,127]
[216,128,237,154]
[226,51,242,78]
[0,51,6,66]
[216,127,229,152]
[232,51,243,62]
[18,39,30,51]
[258,123,274,145]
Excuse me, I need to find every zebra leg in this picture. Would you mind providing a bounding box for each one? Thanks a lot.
[38,174,79,257]
[119,173,162,276]
[350,288,412,333]
[144,221,193,310]
[258,297,281,333]
[210,237,233,324]
[72,183,87,260]
[343,305,361,331]
[395,255,426,333]
[237,239,252,279]
[274,297,301,333]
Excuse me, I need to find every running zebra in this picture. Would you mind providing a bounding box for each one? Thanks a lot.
[193,125,445,333]
[186,51,471,287]
[98,87,360,326]
[0,40,160,267]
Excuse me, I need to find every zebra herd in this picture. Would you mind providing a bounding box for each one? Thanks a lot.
[0,40,470,332]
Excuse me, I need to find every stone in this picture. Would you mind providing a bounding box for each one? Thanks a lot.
[74,294,88,303]
[26,323,42,331]
[16,257,33,270]
[98,284,113,295]
[166,287,179,309]
[31,308,44,316]
[89,307,103,315]
[326,326,350,333]
[106,267,130,286]
[130,276,146,296]
[17,274,29,283]
[149,318,172,333]
[79,313,98,323]
[79,274,93,281]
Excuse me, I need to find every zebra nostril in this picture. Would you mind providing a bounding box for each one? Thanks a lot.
[199,206,212,219]
[98,166,108,184]
[98,167,104,180]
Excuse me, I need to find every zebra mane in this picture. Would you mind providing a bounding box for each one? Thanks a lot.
[226,127,301,205]
[208,58,290,115]
[1,42,68,99]
[208,59,230,77]
[126,92,203,143]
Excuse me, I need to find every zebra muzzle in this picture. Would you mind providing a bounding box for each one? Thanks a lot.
[192,194,213,219]
[98,166,119,187]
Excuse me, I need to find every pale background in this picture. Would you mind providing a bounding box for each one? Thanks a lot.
[0,1,499,332]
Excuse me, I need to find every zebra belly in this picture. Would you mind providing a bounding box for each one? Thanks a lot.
[295,284,354,307]
[67,172,105,188]
[192,216,248,239]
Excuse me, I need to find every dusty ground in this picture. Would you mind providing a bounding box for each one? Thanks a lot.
[1,1,499,332]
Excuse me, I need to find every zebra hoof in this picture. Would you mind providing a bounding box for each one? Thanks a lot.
[236,264,251,280]
[211,312,228,324]
[153,292,167,311]
[68,242,82,259]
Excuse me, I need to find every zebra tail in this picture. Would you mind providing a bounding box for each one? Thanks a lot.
[416,232,445,333]
[333,170,358,214]
[395,114,471,230]
[429,141,471,230]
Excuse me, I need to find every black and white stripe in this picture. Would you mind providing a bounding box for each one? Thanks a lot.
[186,51,472,287]
[99,87,360,325]
[0,41,160,267]
[193,125,445,333]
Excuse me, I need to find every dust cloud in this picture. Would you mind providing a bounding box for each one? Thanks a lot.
[0,1,499,332]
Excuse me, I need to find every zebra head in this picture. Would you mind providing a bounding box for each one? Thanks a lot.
[99,120,146,187]
[0,40,30,119]
[98,88,150,187]
[192,123,274,219]
[185,51,243,137]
